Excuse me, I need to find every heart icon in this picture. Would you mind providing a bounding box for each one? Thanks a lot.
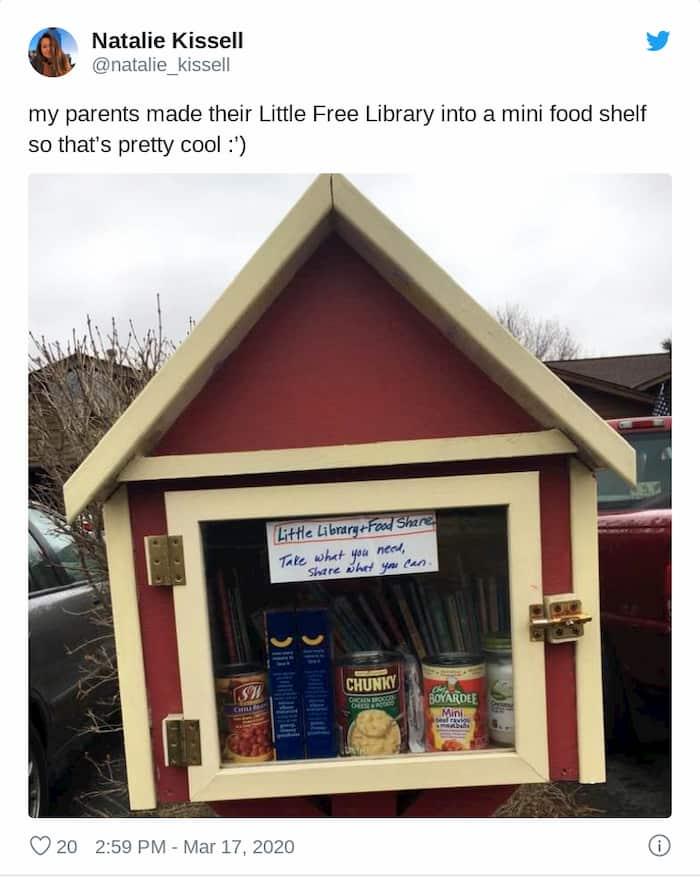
[30,836,51,855]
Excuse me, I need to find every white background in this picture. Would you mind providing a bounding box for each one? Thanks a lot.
[1,0,696,875]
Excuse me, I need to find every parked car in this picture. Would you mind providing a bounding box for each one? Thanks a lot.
[597,416,671,747]
[28,505,114,817]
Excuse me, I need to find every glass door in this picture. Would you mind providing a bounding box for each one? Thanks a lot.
[164,472,549,802]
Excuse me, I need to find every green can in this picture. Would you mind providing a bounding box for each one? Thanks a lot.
[335,651,407,757]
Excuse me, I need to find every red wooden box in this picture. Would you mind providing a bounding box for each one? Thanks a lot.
[65,175,634,816]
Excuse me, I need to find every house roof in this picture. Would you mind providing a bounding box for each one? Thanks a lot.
[546,353,671,391]
[64,174,635,522]
[545,366,658,404]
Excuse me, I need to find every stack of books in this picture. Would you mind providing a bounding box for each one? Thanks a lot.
[214,567,511,667]
[212,568,253,664]
[305,575,510,658]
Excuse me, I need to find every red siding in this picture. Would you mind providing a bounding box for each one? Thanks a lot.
[153,236,539,456]
[539,460,579,781]
[128,231,578,812]
[127,483,188,803]
[212,798,327,818]
[399,786,518,817]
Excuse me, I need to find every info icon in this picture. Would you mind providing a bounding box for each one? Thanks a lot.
[648,835,671,857]
[28,27,77,78]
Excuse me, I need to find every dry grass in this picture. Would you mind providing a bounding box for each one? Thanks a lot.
[138,802,216,818]
[74,754,217,818]
[494,783,605,817]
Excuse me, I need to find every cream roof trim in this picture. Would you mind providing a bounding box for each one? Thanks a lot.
[64,174,635,521]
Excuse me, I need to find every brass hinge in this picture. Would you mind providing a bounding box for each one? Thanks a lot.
[529,593,593,643]
[163,716,202,767]
[145,535,186,586]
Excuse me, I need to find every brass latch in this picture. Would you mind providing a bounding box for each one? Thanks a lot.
[529,593,592,643]
[163,716,202,767]
[145,535,186,586]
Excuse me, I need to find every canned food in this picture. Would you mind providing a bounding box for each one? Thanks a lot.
[215,663,273,763]
[335,651,407,757]
[484,633,514,745]
[422,653,489,752]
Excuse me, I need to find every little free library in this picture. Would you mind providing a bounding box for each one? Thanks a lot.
[65,174,635,818]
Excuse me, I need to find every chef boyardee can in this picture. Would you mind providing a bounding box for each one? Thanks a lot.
[422,653,489,752]
[215,663,273,763]
[335,651,407,757]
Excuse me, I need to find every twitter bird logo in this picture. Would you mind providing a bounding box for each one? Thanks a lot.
[647,31,669,51]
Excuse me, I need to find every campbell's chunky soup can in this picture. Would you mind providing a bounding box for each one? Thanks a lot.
[336,651,407,756]
[422,653,489,752]
[215,664,273,763]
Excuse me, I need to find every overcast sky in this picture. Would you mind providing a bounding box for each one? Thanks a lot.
[29,174,670,358]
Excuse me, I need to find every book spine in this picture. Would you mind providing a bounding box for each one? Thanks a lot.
[329,604,362,652]
[488,577,499,633]
[332,629,347,655]
[345,595,381,649]
[216,569,238,664]
[476,577,488,637]
[418,582,440,656]
[463,583,482,654]
[357,593,392,648]
[306,582,329,605]
[249,609,265,642]
[427,590,453,651]
[455,556,475,649]
[232,584,252,663]
[407,579,435,655]
[445,593,465,651]
[249,609,267,657]
[498,580,511,632]
[454,590,472,652]
[375,584,409,649]
[231,596,246,665]
[334,596,374,649]
[392,582,426,658]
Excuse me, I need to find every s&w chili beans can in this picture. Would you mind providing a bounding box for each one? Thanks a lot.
[422,653,489,752]
[215,663,273,763]
[335,651,407,757]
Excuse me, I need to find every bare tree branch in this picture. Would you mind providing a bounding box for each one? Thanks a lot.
[29,300,189,814]
[494,303,582,361]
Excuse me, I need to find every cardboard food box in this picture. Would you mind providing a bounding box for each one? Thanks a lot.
[264,609,304,760]
[297,608,335,758]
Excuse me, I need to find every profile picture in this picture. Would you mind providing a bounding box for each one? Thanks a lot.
[28,27,77,78]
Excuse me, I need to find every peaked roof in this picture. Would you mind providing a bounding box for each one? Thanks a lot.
[546,353,671,391]
[64,174,635,521]
[546,365,659,405]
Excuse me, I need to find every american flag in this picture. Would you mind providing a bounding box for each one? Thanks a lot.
[653,382,670,416]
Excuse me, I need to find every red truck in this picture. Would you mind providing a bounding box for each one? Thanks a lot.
[597,416,671,746]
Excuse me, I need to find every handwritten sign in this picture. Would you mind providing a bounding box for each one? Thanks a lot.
[266,511,439,584]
